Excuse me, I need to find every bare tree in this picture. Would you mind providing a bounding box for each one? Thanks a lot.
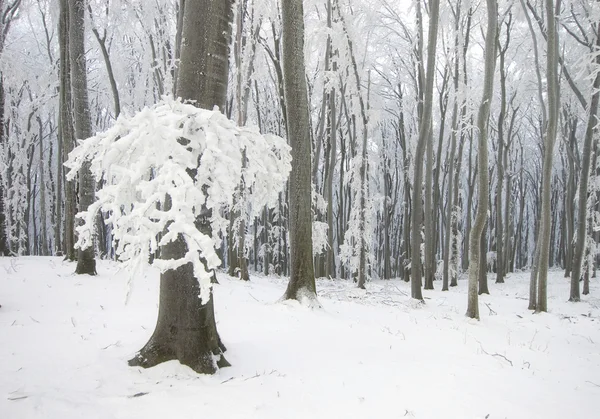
[411,0,440,299]
[466,0,497,319]
[535,0,560,313]
[281,0,318,303]
[68,0,96,274]
[570,30,600,301]
[0,0,21,255]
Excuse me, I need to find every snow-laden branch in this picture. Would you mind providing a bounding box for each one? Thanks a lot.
[65,97,291,302]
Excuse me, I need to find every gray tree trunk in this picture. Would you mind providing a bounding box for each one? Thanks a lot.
[495,26,510,284]
[570,30,600,301]
[59,0,76,260]
[411,0,440,300]
[281,0,317,303]
[68,0,96,274]
[37,117,48,255]
[536,0,560,313]
[129,0,233,374]
[466,0,497,319]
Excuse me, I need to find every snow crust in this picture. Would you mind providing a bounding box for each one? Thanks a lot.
[1,257,600,418]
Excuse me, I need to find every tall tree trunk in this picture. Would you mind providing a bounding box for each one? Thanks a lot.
[466,0,497,319]
[411,0,440,300]
[495,23,510,284]
[281,0,318,303]
[37,117,48,255]
[59,0,76,260]
[129,0,233,374]
[68,0,96,274]
[570,30,600,301]
[0,76,7,255]
[535,0,560,313]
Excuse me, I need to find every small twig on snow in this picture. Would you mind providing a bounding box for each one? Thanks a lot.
[484,303,497,316]
[478,342,513,366]
[585,381,600,387]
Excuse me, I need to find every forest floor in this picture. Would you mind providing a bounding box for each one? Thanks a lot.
[1,257,599,419]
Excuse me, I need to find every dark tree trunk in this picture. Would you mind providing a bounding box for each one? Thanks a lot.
[129,0,233,374]
[0,77,8,255]
[281,0,318,303]
[59,0,76,260]
[68,0,96,274]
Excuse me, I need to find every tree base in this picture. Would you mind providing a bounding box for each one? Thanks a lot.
[75,257,97,275]
[128,339,230,374]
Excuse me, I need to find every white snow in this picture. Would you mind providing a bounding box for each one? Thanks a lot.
[1,257,599,418]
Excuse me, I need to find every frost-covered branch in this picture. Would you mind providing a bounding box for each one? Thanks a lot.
[65,97,291,301]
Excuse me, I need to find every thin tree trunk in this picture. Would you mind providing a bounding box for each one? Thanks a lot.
[466,0,497,319]
[570,30,600,301]
[535,0,560,313]
[411,0,440,300]
[68,0,96,274]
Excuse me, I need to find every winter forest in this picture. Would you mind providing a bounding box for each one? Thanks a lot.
[1,0,600,417]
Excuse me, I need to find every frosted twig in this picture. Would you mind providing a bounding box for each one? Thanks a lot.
[586,381,600,387]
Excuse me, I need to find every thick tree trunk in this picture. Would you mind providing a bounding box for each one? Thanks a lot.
[129,0,233,374]
[281,0,318,303]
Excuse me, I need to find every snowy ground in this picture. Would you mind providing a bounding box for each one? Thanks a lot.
[1,257,599,419]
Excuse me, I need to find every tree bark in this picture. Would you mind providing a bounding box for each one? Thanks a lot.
[68,0,96,274]
[535,0,560,313]
[466,0,497,319]
[570,30,600,302]
[281,0,318,303]
[129,0,233,374]
[411,0,440,300]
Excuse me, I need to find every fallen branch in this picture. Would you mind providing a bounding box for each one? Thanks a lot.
[478,342,513,366]
[484,303,497,316]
